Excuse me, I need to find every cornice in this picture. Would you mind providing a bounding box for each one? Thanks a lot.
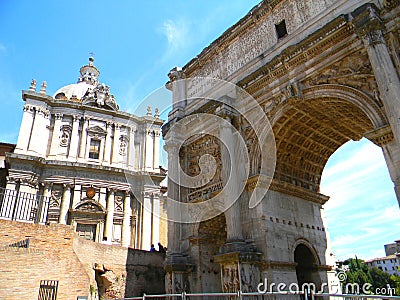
[364,125,394,146]
[22,90,164,126]
[269,179,329,205]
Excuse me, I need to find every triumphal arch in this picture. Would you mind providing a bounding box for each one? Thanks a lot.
[162,0,400,294]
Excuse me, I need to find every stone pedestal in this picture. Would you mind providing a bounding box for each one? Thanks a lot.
[164,254,193,293]
[215,243,262,293]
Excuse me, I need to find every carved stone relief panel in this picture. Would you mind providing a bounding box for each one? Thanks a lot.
[119,135,128,156]
[239,263,260,292]
[182,134,222,202]
[48,184,62,222]
[60,125,72,147]
[221,263,240,293]
[302,51,381,106]
[113,192,124,224]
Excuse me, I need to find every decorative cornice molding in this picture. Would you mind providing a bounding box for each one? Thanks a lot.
[352,4,385,46]
[260,260,298,270]
[364,125,394,146]
[269,179,330,205]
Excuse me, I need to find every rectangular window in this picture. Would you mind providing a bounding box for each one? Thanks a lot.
[275,20,288,39]
[76,223,96,241]
[89,139,100,159]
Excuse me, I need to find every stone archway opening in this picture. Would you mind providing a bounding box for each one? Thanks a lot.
[271,96,377,194]
[197,213,227,292]
[294,244,321,292]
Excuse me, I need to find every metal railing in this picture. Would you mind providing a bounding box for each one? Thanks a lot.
[115,291,400,300]
[0,187,50,224]
[8,238,30,248]
[38,280,58,300]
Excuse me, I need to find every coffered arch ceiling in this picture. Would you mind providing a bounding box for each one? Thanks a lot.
[246,84,389,194]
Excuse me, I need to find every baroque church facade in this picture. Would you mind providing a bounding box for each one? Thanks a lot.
[1,57,166,249]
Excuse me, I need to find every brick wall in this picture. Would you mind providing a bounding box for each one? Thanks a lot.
[0,219,166,299]
[73,238,166,298]
[0,219,90,300]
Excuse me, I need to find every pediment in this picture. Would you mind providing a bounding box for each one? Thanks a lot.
[74,199,105,212]
[87,125,107,137]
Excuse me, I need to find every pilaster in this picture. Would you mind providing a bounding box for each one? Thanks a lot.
[105,189,115,242]
[145,129,154,171]
[15,104,35,154]
[112,123,121,166]
[69,115,80,159]
[48,113,63,157]
[153,130,161,170]
[128,126,136,169]
[79,116,89,159]
[121,191,132,247]
[59,184,72,224]
[29,107,50,157]
[104,121,113,163]
[72,184,82,208]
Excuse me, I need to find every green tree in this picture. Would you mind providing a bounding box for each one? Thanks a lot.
[342,258,400,295]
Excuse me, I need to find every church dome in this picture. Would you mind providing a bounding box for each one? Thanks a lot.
[53,57,119,111]
[53,82,94,102]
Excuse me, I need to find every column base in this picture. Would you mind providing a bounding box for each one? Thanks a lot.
[164,253,194,293]
[215,241,263,293]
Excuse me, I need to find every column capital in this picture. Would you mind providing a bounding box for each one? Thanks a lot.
[62,183,73,189]
[163,141,181,155]
[23,104,36,113]
[40,182,53,189]
[168,66,185,82]
[83,115,91,121]
[55,113,63,120]
[106,120,113,127]
[215,103,236,123]
[352,4,385,46]
[72,115,80,122]
[37,107,50,118]
[108,188,116,195]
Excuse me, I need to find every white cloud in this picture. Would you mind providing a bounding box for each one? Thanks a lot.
[0,43,6,53]
[321,141,383,179]
[159,19,190,59]
[320,139,400,261]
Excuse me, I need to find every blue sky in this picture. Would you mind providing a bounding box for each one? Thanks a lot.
[0,1,399,261]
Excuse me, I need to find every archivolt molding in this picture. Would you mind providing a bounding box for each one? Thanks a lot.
[301,84,388,129]
[264,82,385,193]
[291,238,322,265]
